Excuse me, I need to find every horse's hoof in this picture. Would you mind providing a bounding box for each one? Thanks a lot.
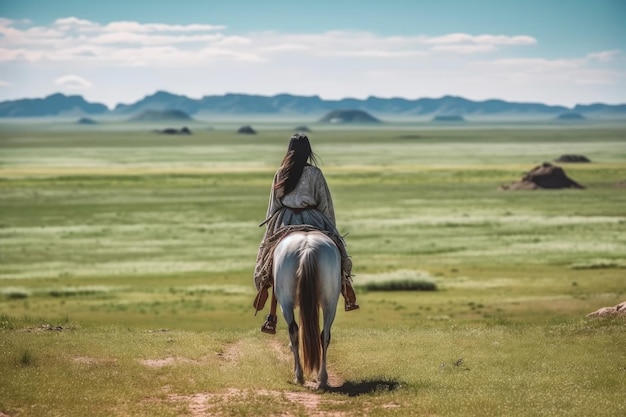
[295,377,304,385]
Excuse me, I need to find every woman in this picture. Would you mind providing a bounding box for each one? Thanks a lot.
[253,133,359,334]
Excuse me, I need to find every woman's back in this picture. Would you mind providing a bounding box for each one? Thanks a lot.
[270,165,335,226]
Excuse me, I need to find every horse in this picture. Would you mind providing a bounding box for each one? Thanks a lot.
[272,230,342,389]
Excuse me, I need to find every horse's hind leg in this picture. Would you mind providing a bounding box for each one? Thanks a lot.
[317,298,338,390]
[317,329,330,389]
[288,319,304,384]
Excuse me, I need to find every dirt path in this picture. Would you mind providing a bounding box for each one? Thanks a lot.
[267,338,345,387]
[163,337,349,416]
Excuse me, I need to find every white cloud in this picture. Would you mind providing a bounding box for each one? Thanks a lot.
[421,33,536,46]
[54,75,93,90]
[0,17,622,106]
[53,17,99,31]
[587,50,621,62]
[259,43,311,53]
[0,18,538,66]
[0,17,252,65]
[430,44,496,54]
[102,21,226,33]
[478,57,584,72]
[0,80,10,87]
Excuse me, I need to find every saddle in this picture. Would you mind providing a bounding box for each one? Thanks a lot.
[253,224,334,315]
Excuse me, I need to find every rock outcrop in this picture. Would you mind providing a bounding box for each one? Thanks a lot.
[500,162,585,190]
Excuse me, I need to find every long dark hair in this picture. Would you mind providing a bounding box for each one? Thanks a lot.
[274,133,318,198]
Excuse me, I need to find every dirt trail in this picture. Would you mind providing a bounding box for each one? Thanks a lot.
[267,338,345,387]
[139,335,357,416]
[215,339,245,363]
[165,338,349,416]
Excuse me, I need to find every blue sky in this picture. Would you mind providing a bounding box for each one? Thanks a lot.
[1,0,624,107]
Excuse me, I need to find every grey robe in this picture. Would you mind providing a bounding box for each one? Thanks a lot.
[254,165,350,290]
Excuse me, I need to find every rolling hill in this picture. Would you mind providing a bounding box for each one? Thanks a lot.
[0,93,108,117]
[319,109,381,124]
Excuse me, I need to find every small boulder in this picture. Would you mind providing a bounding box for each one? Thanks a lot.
[556,112,585,121]
[432,115,465,122]
[554,155,591,163]
[156,127,192,135]
[237,125,256,134]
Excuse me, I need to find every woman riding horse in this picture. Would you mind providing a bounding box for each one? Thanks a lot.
[253,133,359,333]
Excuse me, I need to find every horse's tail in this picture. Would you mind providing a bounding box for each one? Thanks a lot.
[297,245,322,374]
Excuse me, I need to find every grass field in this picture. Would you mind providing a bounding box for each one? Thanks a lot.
[1,122,625,416]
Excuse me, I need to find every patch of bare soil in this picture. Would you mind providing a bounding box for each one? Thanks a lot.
[216,339,245,363]
[165,382,402,417]
[268,338,292,363]
[71,356,117,366]
[587,301,626,318]
[19,324,65,333]
[140,339,248,369]
[167,388,348,417]
[167,392,215,417]
[140,356,199,368]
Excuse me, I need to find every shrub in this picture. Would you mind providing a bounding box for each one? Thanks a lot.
[2,287,31,300]
[358,279,437,292]
[48,286,111,297]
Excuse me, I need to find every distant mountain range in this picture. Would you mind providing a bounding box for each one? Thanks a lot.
[1,91,625,118]
[0,93,109,117]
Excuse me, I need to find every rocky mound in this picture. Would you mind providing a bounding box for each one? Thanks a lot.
[76,117,97,125]
[501,162,585,190]
[129,109,192,122]
[237,125,256,134]
[432,115,465,122]
[554,154,591,163]
[556,112,585,121]
[154,127,192,135]
[319,109,380,124]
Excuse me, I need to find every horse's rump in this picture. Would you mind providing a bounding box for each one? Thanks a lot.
[255,224,340,291]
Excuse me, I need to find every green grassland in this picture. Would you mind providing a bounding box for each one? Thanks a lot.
[1,123,625,416]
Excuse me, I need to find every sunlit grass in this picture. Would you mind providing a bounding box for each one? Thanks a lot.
[1,124,625,416]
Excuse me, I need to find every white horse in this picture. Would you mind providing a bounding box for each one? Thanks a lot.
[273,230,341,389]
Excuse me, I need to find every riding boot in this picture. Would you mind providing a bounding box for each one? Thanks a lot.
[261,291,278,334]
[343,280,360,311]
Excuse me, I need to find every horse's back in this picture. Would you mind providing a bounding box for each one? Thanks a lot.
[274,231,339,266]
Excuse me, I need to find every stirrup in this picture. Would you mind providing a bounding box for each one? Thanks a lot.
[261,314,277,334]
[345,302,360,312]
[253,287,269,312]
